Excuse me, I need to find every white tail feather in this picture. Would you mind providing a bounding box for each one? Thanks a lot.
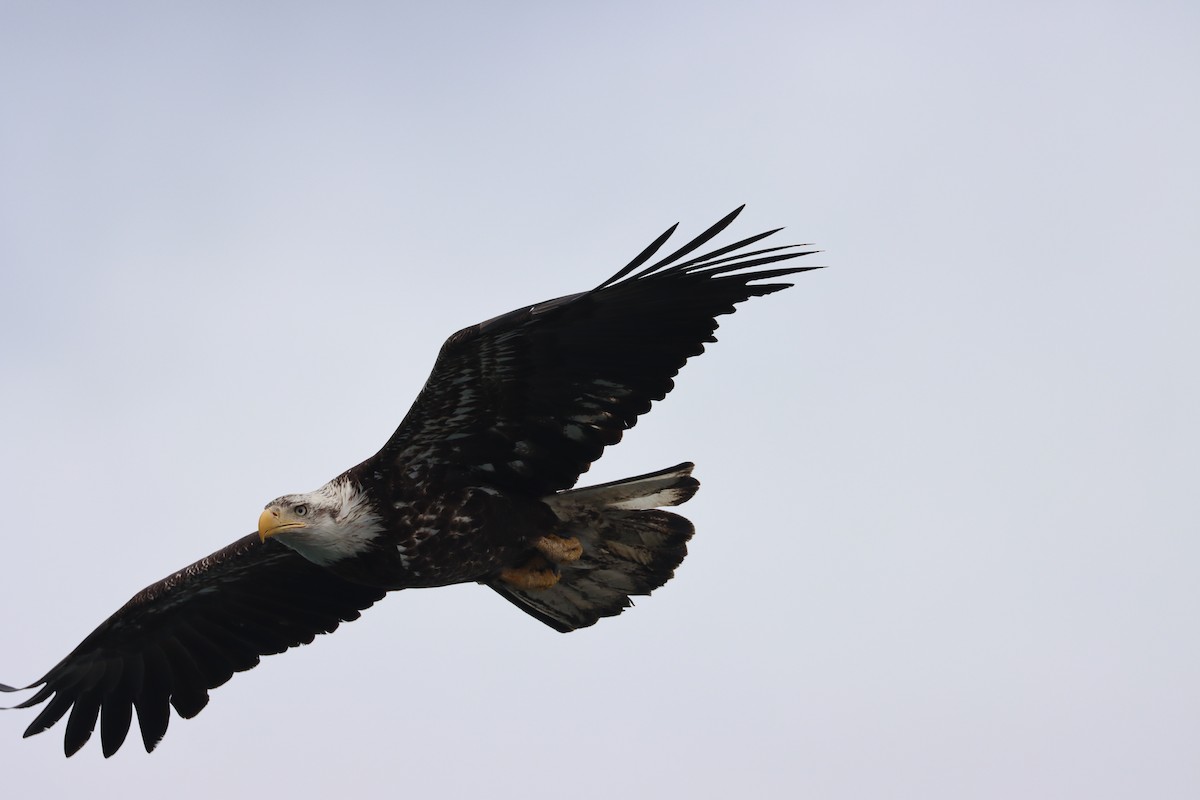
[544,462,698,514]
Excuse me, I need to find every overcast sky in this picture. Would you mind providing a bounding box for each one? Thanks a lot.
[1,2,1197,797]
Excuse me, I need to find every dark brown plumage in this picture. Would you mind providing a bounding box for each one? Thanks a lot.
[2,206,819,757]
[2,536,384,756]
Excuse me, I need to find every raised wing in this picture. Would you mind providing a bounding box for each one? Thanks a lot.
[361,206,818,495]
[1,535,385,757]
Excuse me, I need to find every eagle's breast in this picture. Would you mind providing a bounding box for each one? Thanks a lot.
[336,465,559,589]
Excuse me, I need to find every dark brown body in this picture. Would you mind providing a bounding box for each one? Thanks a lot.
[332,463,560,589]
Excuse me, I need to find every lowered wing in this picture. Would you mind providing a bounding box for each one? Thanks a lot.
[2,535,385,757]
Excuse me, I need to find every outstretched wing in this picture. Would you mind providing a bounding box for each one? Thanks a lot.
[359,206,818,495]
[1,535,385,757]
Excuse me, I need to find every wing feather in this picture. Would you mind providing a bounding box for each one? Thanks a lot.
[359,207,819,495]
[1,534,385,756]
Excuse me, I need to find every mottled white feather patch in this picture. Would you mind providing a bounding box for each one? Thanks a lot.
[604,487,695,511]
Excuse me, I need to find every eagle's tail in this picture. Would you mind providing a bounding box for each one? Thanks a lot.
[488,463,698,632]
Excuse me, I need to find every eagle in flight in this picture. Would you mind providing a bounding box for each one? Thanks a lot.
[1,207,818,757]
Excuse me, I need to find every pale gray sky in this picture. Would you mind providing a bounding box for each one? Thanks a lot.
[1,2,1197,797]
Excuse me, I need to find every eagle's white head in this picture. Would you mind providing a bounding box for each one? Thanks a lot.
[258,478,384,566]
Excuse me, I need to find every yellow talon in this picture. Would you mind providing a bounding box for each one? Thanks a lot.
[534,534,583,564]
[499,556,560,590]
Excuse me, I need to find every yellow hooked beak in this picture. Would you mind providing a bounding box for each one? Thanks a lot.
[258,507,307,542]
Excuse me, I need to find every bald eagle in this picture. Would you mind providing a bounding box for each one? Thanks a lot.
[1,207,818,757]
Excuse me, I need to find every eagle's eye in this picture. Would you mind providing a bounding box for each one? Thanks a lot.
[293,504,309,517]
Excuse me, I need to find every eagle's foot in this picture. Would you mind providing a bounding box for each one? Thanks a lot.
[534,533,583,564]
[499,556,560,591]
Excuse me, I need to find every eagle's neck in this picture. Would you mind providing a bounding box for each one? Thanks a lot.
[277,477,385,567]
